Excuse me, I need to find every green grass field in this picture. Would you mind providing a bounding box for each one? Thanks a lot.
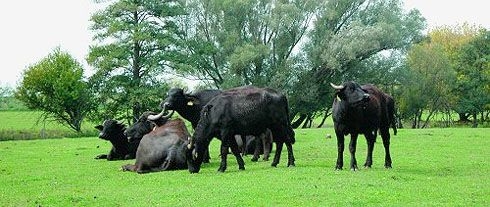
[0,111,98,141]
[0,127,488,206]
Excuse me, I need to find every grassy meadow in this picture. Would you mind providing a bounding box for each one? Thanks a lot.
[0,111,97,141]
[0,126,488,206]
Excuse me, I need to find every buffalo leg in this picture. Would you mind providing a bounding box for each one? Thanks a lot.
[349,134,359,171]
[364,131,376,168]
[285,142,295,167]
[229,142,245,171]
[251,137,260,162]
[159,149,176,171]
[380,128,392,168]
[202,148,210,163]
[262,133,271,161]
[95,154,108,159]
[218,144,228,172]
[271,141,283,167]
[121,164,136,172]
[335,132,345,170]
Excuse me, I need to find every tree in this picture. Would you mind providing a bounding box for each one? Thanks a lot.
[454,30,490,127]
[427,24,482,122]
[178,0,319,89]
[87,0,185,123]
[15,48,93,132]
[290,0,425,126]
[0,85,27,110]
[403,42,454,128]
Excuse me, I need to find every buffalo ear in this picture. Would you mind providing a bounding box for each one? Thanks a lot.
[95,125,103,131]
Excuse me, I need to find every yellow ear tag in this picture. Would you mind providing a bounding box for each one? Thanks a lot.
[187,101,194,106]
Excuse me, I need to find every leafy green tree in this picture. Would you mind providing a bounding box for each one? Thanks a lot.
[0,86,26,110]
[179,0,319,89]
[290,0,425,126]
[428,24,482,122]
[403,42,454,128]
[454,30,490,127]
[0,86,12,109]
[87,0,185,123]
[15,48,93,132]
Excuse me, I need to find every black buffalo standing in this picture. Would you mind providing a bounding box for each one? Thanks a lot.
[149,88,272,162]
[330,81,397,170]
[186,86,295,173]
[122,118,191,173]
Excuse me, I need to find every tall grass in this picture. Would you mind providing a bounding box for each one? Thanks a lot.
[0,127,488,206]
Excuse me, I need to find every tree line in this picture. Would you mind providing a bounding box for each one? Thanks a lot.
[9,0,489,132]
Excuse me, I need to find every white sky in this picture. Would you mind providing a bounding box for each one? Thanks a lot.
[0,0,489,87]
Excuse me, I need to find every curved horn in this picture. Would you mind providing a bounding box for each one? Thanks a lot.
[148,109,174,121]
[162,110,174,119]
[148,105,167,121]
[148,111,164,121]
[330,83,344,90]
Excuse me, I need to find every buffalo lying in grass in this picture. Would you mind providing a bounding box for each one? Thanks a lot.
[94,111,172,161]
[122,117,191,173]
[94,120,132,160]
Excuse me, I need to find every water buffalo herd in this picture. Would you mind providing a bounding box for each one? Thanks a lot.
[95,81,397,174]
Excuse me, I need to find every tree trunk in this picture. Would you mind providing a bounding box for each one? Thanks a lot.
[132,102,141,124]
[291,114,307,129]
[458,112,470,122]
[472,113,478,128]
[411,115,417,129]
[317,110,331,128]
[397,116,404,129]
[302,114,313,128]
[421,109,436,128]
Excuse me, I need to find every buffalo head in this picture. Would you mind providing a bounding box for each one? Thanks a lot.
[125,111,164,142]
[330,81,370,106]
[185,136,201,173]
[148,88,197,121]
[94,120,126,141]
[163,88,201,109]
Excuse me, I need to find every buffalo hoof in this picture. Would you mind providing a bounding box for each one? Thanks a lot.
[124,155,135,160]
[271,162,278,167]
[239,166,245,171]
[95,154,107,159]
[251,157,259,162]
[263,157,269,161]
[287,162,295,167]
[385,165,392,169]
[335,167,343,171]
[350,167,359,171]
[335,164,343,170]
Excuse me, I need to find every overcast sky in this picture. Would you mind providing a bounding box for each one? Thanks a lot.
[0,0,489,87]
